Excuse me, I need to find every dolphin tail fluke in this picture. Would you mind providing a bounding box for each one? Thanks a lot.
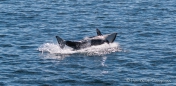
[96,29,102,36]
[56,36,65,49]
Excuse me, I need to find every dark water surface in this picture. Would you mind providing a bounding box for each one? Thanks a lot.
[0,0,176,86]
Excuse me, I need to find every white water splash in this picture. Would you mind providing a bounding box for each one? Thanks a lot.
[38,42,121,56]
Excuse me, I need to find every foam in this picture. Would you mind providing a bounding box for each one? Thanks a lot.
[38,42,121,56]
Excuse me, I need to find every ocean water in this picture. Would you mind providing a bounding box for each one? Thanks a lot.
[0,0,176,86]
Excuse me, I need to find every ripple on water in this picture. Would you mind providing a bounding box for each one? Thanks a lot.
[0,34,8,38]
[1,44,13,48]
[13,69,41,75]
[1,54,19,58]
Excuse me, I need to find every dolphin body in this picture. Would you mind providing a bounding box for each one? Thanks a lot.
[56,29,117,50]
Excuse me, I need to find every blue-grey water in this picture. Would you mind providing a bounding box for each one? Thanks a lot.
[0,0,176,86]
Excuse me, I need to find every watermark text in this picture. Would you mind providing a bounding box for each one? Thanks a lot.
[125,78,171,83]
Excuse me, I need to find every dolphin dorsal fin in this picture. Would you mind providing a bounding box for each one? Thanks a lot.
[96,29,102,36]
[56,36,65,49]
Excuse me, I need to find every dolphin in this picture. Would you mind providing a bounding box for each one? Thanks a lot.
[56,29,117,50]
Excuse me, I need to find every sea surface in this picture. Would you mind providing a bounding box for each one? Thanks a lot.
[0,0,176,86]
